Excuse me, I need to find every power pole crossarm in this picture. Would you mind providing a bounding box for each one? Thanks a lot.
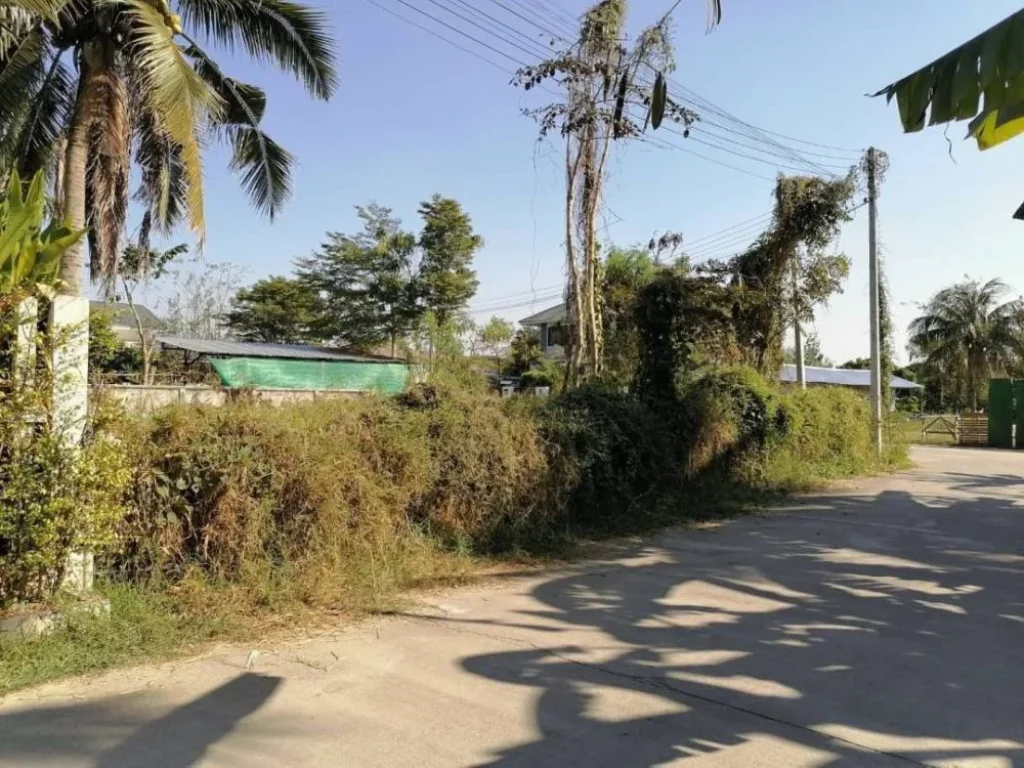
[867,147,884,453]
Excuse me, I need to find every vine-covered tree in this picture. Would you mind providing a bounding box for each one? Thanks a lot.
[908,278,1024,410]
[224,275,322,345]
[0,0,337,296]
[515,0,718,386]
[715,173,855,375]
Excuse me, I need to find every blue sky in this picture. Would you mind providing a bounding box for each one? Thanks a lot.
[189,0,1024,364]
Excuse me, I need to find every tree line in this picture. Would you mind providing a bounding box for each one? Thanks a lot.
[225,196,481,357]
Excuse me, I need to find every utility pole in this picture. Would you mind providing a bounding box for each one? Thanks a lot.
[867,147,883,452]
[792,258,806,389]
[778,178,806,388]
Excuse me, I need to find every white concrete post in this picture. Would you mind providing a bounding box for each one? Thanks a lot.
[50,295,93,594]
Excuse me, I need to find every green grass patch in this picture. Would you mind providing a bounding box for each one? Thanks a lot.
[0,583,235,696]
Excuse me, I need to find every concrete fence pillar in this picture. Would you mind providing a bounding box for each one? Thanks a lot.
[50,295,92,594]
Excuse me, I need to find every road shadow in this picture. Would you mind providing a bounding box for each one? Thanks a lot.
[459,487,1024,766]
[0,673,284,767]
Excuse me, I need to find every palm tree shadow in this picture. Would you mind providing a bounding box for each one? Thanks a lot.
[460,488,1024,766]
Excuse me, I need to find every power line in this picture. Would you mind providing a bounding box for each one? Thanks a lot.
[361,0,515,73]
[684,211,773,247]
[388,0,531,67]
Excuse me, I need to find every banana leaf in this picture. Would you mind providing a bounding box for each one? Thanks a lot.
[874,9,1024,141]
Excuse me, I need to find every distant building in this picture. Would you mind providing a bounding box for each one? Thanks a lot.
[90,301,165,348]
[519,303,568,360]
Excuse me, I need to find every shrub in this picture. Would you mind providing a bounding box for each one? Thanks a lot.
[113,368,904,611]
[0,395,130,607]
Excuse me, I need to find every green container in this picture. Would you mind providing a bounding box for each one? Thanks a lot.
[1013,380,1024,449]
[987,378,1014,448]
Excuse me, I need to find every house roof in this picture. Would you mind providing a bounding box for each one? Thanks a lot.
[156,337,403,363]
[780,365,922,389]
[90,301,165,330]
[520,302,566,326]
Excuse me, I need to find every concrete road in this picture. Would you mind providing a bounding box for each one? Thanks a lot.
[1,446,1023,767]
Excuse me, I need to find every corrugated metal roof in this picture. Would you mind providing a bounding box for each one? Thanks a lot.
[520,302,566,326]
[780,365,922,389]
[156,337,401,363]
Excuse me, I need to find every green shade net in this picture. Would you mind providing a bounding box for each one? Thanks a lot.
[210,357,409,394]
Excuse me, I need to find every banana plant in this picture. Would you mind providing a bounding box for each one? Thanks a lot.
[0,169,84,297]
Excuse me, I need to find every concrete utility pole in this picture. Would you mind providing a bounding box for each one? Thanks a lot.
[867,147,883,453]
[778,179,806,388]
[792,258,806,389]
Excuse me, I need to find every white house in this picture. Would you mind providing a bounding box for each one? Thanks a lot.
[90,301,165,348]
[520,303,568,360]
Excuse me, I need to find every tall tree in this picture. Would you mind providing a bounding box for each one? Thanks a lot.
[297,205,422,357]
[224,275,322,344]
[476,315,514,373]
[0,0,337,296]
[417,195,481,326]
[908,278,1024,410]
[516,0,712,386]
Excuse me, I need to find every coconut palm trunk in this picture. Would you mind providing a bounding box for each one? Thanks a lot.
[59,74,91,297]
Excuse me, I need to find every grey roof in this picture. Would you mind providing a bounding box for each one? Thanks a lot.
[780,365,922,389]
[520,302,566,326]
[91,301,165,330]
[156,337,402,363]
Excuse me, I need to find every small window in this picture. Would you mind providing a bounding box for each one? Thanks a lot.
[547,324,567,348]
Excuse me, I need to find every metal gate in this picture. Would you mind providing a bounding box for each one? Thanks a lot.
[988,378,1014,448]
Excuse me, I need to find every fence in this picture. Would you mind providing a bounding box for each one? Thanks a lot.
[97,385,360,414]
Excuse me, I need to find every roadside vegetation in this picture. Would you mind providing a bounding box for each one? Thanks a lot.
[1,0,913,697]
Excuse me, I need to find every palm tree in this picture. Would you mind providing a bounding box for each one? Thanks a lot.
[908,278,1024,410]
[0,0,336,296]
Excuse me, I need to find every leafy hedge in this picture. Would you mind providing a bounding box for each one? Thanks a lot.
[109,369,900,609]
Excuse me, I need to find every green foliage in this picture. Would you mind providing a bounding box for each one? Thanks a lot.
[908,277,1024,410]
[602,245,656,386]
[784,331,832,367]
[714,174,855,374]
[88,309,141,375]
[224,275,322,344]
[508,329,542,375]
[521,358,561,389]
[635,269,737,400]
[417,195,482,325]
[0,0,337,288]
[0,394,131,606]
[0,170,83,296]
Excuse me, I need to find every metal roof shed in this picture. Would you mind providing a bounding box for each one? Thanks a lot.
[779,365,922,390]
[157,337,410,394]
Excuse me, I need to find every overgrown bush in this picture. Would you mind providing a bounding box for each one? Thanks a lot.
[112,367,901,613]
[0,391,131,607]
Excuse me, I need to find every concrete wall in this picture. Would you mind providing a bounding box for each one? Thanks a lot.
[99,385,360,414]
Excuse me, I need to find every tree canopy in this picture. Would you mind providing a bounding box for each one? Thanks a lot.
[0,0,337,294]
[224,275,322,344]
[908,277,1024,410]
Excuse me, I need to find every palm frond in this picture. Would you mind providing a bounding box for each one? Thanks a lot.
[0,24,45,134]
[120,0,223,244]
[226,124,293,219]
[185,40,292,218]
[177,0,337,99]
[0,0,65,21]
[14,55,72,178]
[133,103,187,232]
